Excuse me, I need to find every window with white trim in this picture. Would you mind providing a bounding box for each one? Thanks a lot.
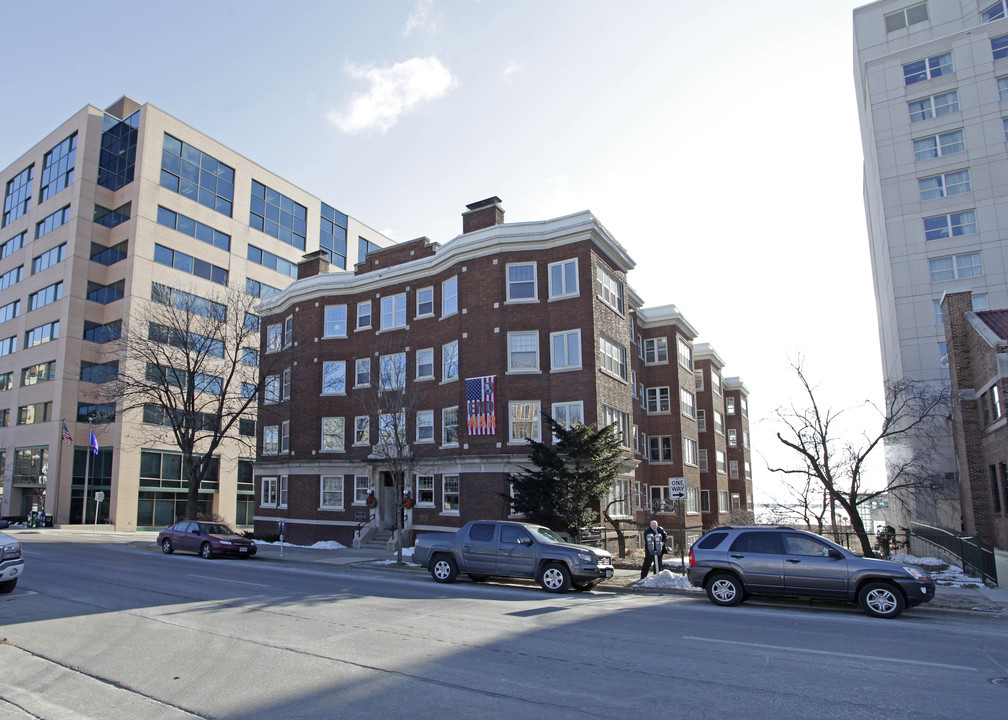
[380,293,406,330]
[677,337,693,370]
[697,409,707,432]
[929,252,983,281]
[264,374,280,404]
[903,52,952,85]
[686,486,699,514]
[354,416,369,445]
[649,435,673,463]
[984,2,1007,23]
[321,476,343,509]
[509,400,541,442]
[443,340,459,381]
[266,323,282,353]
[261,476,277,506]
[416,287,434,318]
[551,401,584,431]
[263,425,278,455]
[442,407,459,446]
[599,334,627,380]
[913,129,964,161]
[728,428,737,447]
[357,300,371,329]
[416,410,434,442]
[680,389,696,418]
[322,417,344,451]
[885,2,928,32]
[908,91,959,123]
[701,490,711,513]
[548,258,578,299]
[726,397,736,415]
[379,352,406,389]
[508,331,539,372]
[711,371,722,395]
[919,170,970,201]
[601,405,629,447]
[355,358,370,387]
[281,420,290,453]
[683,437,698,466]
[713,410,724,435]
[646,387,670,414]
[442,276,458,316]
[924,210,976,241]
[443,475,460,513]
[719,490,729,513]
[644,337,668,364]
[699,448,708,472]
[993,33,1008,60]
[416,348,434,380]
[596,265,624,314]
[550,329,581,371]
[354,475,372,504]
[730,460,739,479]
[716,450,726,474]
[416,475,434,506]
[281,367,291,401]
[322,361,345,394]
[506,262,537,302]
[694,370,704,392]
[284,315,293,348]
[323,305,347,337]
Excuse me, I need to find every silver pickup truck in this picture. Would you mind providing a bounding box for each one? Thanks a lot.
[0,520,24,593]
[413,520,614,593]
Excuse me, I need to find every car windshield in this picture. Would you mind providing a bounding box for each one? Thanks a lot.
[201,524,236,536]
[533,527,565,544]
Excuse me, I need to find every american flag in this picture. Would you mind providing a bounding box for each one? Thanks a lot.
[466,375,496,436]
[62,421,72,448]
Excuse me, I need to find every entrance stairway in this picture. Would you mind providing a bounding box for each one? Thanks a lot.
[360,529,392,551]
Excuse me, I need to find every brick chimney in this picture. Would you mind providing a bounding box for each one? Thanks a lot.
[462,196,504,233]
[297,249,333,279]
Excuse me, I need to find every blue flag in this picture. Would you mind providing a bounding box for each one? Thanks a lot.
[89,430,99,455]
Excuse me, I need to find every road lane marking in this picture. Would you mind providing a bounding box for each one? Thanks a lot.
[682,636,978,672]
[187,574,270,587]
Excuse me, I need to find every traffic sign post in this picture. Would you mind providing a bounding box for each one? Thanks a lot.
[94,491,105,534]
[668,478,687,574]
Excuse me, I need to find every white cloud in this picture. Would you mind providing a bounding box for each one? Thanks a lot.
[328,56,455,135]
[502,60,523,84]
[403,0,435,36]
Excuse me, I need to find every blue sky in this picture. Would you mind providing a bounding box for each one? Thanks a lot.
[0,0,880,504]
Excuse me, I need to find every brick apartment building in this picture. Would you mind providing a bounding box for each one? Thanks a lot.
[253,198,753,549]
[942,290,1008,549]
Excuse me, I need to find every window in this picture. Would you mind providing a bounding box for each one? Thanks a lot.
[322,361,346,394]
[508,331,539,372]
[973,294,990,311]
[713,410,724,435]
[716,450,726,474]
[548,259,578,299]
[25,321,59,348]
[416,410,434,442]
[151,284,225,320]
[506,262,537,301]
[416,475,435,506]
[357,301,371,329]
[242,348,259,367]
[416,287,434,317]
[699,448,709,472]
[83,320,120,344]
[321,476,343,509]
[79,361,117,384]
[728,429,737,447]
[677,337,693,370]
[39,133,76,202]
[683,437,698,466]
[32,243,66,273]
[94,202,130,229]
[442,276,458,316]
[442,407,459,446]
[1,231,25,258]
[36,206,71,239]
[939,342,949,367]
[697,409,707,432]
[266,324,283,353]
[649,436,673,463]
[550,329,581,371]
[157,206,231,251]
[680,389,695,418]
[924,210,976,240]
[379,352,406,389]
[700,490,711,513]
[264,374,280,404]
[0,265,22,291]
[644,387,669,414]
[4,165,34,227]
[695,370,704,392]
[0,300,17,324]
[28,282,62,311]
[886,2,928,31]
[644,338,668,364]
[443,475,460,513]
[913,129,965,161]
[929,252,983,281]
[322,417,345,451]
[354,416,370,445]
[410,348,433,380]
[601,405,629,447]
[17,402,52,425]
[153,244,228,285]
[551,401,584,431]
[903,52,952,85]
[246,278,280,299]
[909,91,959,123]
[161,134,234,216]
[25,362,58,386]
[919,170,970,201]
[0,336,15,356]
[596,264,624,313]
[994,34,1008,61]
[359,238,379,264]
[730,461,739,479]
[984,2,1007,23]
[249,180,307,249]
[443,340,459,381]
[261,477,278,506]
[324,306,347,337]
[355,358,370,387]
[726,397,736,415]
[77,403,115,424]
[686,486,700,514]
[354,475,373,504]
[280,421,290,454]
[711,372,722,395]
[90,239,128,267]
[320,203,348,268]
[984,385,1002,425]
[509,400,541,442]
[599,334,627,380]
[380,293,406,330]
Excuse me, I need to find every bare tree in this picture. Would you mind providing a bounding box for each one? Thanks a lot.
[762,463,830,533]
[769,360,948,557]
[357,336,435,564]
[99,283,269,521]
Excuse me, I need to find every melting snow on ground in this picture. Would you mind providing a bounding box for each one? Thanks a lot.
[631,570,703,591]
[263,540,348,550]
[887,554,983,587]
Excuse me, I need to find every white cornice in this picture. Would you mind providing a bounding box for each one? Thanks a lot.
[635,304,698,340]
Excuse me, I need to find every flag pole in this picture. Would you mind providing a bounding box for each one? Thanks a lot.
[52,417,66,524]
[83,420,92,528]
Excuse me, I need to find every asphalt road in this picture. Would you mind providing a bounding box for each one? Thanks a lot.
[2,533,1007,719]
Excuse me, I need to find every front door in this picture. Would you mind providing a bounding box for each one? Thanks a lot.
[380,473,396,530]
[781,533,848,598]
[496,524,536,577]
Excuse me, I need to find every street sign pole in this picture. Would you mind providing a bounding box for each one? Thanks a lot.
[667,477,687,574]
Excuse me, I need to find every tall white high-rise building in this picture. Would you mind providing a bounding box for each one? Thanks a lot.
[854,1,1008,528]
[0,96,392,530]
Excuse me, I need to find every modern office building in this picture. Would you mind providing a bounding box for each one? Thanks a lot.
[854,1,1008,529]
[253,198,756,550]
[0,96,391,530]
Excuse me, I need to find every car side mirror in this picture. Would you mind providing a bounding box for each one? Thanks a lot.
[519,537,532,546]
[829,549,844,560]
[0,520,8,529]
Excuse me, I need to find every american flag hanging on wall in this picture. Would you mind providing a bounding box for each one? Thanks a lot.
[466,375,497,436]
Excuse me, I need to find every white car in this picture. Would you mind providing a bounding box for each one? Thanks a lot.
[0,521,23,593]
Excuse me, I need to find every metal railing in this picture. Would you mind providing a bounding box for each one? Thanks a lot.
[909,522,998,587]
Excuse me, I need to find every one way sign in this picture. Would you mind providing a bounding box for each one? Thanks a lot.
[667,477,686,499]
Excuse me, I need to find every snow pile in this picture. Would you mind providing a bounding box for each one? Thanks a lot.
[261,540,347,549]
[372,546,420,566]
[887,554,983,587]
[631,569,702,591]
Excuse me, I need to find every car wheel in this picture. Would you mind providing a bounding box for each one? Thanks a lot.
[430,555,459,583]
[200,542,213,559]
[0,579,16,594]
[538,563,572,593]
[468,574,488,583]
[161,538,174,554]
[705,573,743,606]
[572,580,600,592]
[858,582,905,619]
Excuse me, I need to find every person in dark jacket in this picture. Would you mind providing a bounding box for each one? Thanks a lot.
[640,519,669,578]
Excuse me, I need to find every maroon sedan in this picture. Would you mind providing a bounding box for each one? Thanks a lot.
[158,521,257,559]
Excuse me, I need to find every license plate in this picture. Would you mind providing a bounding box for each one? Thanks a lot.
[239,547,248,552]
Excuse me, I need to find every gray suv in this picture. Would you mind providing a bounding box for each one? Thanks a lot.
[687,526,934,619]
